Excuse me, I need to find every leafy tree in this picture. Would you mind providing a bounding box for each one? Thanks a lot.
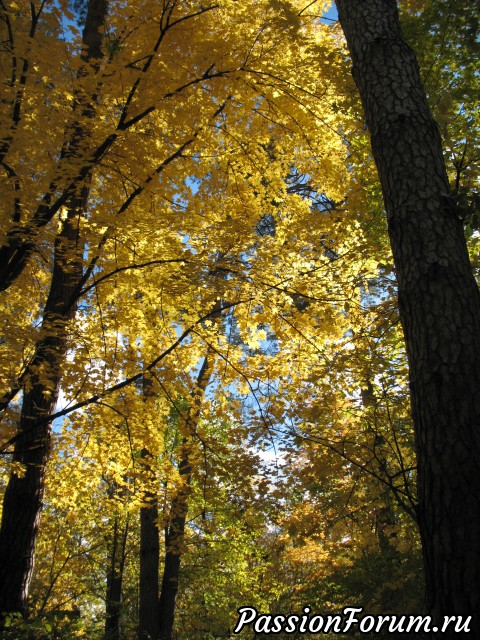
[0,0,353,622]
[0,0,108,616]
[1,0,478,637]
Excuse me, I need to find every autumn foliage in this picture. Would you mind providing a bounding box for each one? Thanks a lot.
[0,0,478,638]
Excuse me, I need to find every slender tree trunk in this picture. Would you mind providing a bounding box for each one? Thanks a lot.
[0,0,108,618]
[336,0,480,635]
[138,449,161,640]
[105,516,129,640]
[158,446,191,640]
[158,355,213,640]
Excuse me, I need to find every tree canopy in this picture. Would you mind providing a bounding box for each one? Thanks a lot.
[0,0,478,638]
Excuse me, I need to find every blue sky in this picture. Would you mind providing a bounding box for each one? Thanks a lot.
[323,4,338,23]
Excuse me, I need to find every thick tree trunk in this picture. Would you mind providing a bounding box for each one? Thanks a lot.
[0,208,83,616]
[0,0,108,617]
[335,0,480,635]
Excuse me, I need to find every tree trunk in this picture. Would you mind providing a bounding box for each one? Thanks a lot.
[0,207,84,617]
[0,0,108,618]
[335,0,480,635]
[105,515,129,640]
[138,450,161,640]
[158,355,214,640]
[158,446,191,640]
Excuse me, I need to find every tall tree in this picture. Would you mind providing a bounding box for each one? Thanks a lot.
[335,0,480,634]
[0,0,108,618]
[0,0,345,621]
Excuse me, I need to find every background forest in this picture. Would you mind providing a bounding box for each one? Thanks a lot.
[0,0,478,638]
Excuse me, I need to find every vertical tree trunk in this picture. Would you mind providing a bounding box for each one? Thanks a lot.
[138,450,161,640]
[105,516,129,640]
[158,355,213,640]
[158,446,191,640]
[335,0,480,635]
[0,208,83,617]
[0,0,108,619]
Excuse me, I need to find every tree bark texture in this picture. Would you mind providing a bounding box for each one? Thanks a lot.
[335,0,480,635]
[0,0,108,617]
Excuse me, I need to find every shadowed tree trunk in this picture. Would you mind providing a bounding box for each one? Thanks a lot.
[158,354,213,640]
[158,443,191,640]
[105,513,129,640]
[0,205,84,617]
[137,357,213,640]
[0,0,108,619]
[138,447,161,640]
[336,0,480,635]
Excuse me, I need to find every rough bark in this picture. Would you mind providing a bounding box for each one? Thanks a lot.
[335,0,480,635]
[0,0,108,619]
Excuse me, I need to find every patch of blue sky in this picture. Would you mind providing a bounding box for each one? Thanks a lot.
[321,3,338,24]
